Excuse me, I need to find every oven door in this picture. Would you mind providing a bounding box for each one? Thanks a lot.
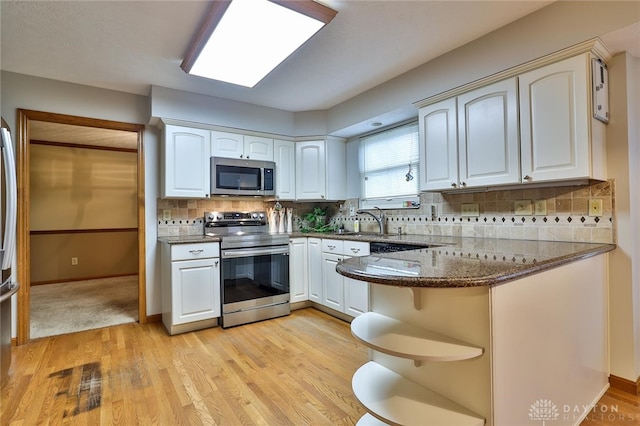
[221,245,290,327]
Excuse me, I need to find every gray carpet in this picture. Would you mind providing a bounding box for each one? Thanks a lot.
[30,276,138,339]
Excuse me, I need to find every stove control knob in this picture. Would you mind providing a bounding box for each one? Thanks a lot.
[207,213,215,221]
[216,214,223,220]
[252,213,259,219]
[259,213,265,219]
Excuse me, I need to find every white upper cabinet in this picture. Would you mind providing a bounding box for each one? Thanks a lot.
[419,98,458,191]
[211,131,274,161]
[295,138,346,201]
[161,124,211,198]
[457,78,519,188]
[419,78,518,191]
[274,139,296,200]
[519,53,606,183]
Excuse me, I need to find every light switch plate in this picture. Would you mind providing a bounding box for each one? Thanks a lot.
[589,199,603,217]
[163,209,172,220]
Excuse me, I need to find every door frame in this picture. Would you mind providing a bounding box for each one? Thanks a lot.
[16,109,147,344]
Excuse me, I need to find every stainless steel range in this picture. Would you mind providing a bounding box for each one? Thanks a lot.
[205,211,290,328]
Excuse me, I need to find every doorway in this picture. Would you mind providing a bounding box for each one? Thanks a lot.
[16,110,146,344]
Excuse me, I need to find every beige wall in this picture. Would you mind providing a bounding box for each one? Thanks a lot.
[30,144,137,230]
[29,144,138,283]
[30,231,138,283]
[606,52,640,382]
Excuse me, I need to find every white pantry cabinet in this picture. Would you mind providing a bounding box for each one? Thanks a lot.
[161,124,211,198]
[211,130,274,161]
[274,139,296,200]
[295,138,346,201]
[519,53,607,183]
[161,242,221,335]
[289,238,308,303]
[419,78,519,191]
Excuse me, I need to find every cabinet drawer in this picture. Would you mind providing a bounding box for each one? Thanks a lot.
[343,241,370,257]
[322,239,344,254]
[171,242,219,261]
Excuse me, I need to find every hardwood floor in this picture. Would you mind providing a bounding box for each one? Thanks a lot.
[1,308,368,425]
[3,307,639,425]
[580,387,640,425]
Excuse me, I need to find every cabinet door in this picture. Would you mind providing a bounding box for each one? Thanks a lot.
[244,135,274,161]
[211,131,244,159]
[322,253,344,312]
[307,238,323,303]
[457,78,520,188]
[163,125,211,198]
[171,257,220,325]
[274,140,296,200]
[289,238,308,303]
[344,275,368,317]
[419,98,459,191]
[296,141,326,200]
[519,55,590,183]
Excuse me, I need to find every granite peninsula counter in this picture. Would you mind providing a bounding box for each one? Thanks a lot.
[325,234,614,425]
[334,237,615,288]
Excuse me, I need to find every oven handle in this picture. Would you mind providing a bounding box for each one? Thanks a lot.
[222,246,289,259]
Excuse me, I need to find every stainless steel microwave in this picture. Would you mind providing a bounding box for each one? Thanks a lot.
[210,157,275,196]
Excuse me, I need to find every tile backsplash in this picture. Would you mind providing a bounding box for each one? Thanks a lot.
[157,180,615,244]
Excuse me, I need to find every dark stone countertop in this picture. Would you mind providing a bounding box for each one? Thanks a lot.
[158,235,221,244]
[334,236,615,288]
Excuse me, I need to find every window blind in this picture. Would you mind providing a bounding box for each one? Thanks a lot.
[359,121,420,201]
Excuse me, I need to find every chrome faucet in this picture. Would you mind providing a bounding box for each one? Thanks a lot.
[356,206,385,234]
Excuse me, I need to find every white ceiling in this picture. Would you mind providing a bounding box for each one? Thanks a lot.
[2,1,638,116]
[1,0,559,113]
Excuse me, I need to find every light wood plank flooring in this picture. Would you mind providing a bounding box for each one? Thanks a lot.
[2,308,368,425]
[2,307,639,425]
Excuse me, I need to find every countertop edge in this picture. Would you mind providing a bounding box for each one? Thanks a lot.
[336,243,615,288]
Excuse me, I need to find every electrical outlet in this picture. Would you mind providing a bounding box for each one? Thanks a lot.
[534,199,547,216]
[71,257,78,266]
[589,199,603,217]
[461,203,479,217]
[349,206,355,216]
[163,209,172,220]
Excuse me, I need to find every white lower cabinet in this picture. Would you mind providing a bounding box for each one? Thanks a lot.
[320,239,370,317]
[161,242,221,335]
[289,238,308,303]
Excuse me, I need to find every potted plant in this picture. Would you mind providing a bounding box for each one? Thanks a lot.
[300,207,334,232]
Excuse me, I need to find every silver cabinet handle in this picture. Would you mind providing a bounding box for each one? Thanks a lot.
[451,183,457,188]
[215,260,219,266]
[460,182,467,187]
[189,249,204,254]
[350,247,360,253]
[328,245,335,250]
[524,175,532,181]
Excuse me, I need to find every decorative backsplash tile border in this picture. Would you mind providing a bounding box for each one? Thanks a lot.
[341,180,615,244]
[157,180,615,244]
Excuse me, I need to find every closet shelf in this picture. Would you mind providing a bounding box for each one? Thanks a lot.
[351,312,483,362]
[352,361,485,426]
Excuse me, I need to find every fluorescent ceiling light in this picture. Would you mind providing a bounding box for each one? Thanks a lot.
[181,0,337,88]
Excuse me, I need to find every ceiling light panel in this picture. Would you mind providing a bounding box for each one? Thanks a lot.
[183,0,336,88]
